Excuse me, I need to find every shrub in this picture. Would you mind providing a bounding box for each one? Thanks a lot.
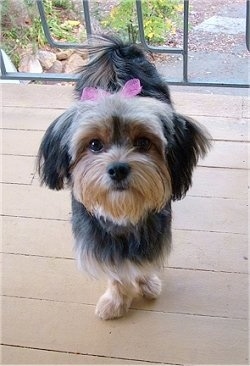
[1,0,85,67]
[101,0,183,44]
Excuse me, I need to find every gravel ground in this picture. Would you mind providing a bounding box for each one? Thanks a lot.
[83,0,248,68]
[165,0,248,55]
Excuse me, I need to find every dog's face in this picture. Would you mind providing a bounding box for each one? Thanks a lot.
[38,93,210,225]
[70,96,173,225]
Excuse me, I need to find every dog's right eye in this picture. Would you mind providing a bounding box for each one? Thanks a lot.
[89,139,104,153]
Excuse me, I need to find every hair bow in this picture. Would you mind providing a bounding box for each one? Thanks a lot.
[80,79,142,101]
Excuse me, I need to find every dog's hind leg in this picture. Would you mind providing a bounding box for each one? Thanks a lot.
[95,280,135,320]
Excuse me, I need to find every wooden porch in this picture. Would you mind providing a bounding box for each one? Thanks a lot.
[1,84,249,364]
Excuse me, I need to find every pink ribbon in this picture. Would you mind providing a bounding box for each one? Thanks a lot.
[80,78,142,101]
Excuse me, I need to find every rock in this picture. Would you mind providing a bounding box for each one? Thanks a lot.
[18,54,43,74]
[46,60,63,74]
[37,50,56,70]
[63,52,88,73]
[56,49,74,61]
[2,0,32,27]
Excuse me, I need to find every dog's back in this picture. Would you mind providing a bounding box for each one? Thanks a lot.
[75,34,172,104]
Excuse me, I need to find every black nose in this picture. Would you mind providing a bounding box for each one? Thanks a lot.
[107,162,131,182]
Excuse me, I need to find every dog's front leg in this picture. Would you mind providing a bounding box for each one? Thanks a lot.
[138,274,162,299]
[95,280,134,320]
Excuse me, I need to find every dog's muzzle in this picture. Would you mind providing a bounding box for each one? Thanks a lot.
[107,162,131,182]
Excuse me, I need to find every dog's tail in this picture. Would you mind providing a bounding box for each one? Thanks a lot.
[75,34,171,103]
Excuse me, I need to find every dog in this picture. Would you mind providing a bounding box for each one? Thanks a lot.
[38,35,211,320]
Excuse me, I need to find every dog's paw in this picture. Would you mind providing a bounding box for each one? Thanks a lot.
[95,292,130,320]
[139,274,162,299]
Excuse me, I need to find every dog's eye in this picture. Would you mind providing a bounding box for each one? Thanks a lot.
[134,137,151,151]
[89,139,104,152]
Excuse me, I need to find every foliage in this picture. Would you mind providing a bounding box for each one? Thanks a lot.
[101,0,183,44]
[1,0,85,67]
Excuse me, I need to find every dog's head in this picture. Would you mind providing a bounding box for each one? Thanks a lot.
[38,86,210,225]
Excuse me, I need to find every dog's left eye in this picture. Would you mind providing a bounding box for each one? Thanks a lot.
[89,139,104,152]
[134,137,151,151]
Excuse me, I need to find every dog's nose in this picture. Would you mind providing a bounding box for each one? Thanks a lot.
[107,162,131,182]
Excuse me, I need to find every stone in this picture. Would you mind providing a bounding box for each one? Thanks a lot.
[2,0,32,27]
[194,16,245,35]
[56,49,74,61]
[46,60,63,74]
[63,53,88,74]
[37,50,57,70]
[18,54,43,74]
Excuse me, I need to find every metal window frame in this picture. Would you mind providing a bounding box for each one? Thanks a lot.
[0,0,249,88]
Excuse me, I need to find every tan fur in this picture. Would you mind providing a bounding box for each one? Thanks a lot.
[72,146,171,225]
[95,280,135,320]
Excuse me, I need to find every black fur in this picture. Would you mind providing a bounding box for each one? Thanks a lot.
[72,196,172,266]
[162,113,211,200]
[75,35,172,104]
[37,108,76,190]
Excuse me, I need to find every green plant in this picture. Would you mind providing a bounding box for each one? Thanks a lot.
[1,0,85,67]
[101,0,183,44]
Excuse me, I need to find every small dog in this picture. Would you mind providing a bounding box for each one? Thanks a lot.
[38,35,211,320]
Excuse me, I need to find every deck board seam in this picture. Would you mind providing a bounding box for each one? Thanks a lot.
[1,343,176,365]
[2,295,247,321]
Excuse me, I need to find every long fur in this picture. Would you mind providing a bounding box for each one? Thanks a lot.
[75,34,172,103]
[37,34,211,320]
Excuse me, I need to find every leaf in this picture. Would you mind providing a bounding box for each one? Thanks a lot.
[65,20,80,26]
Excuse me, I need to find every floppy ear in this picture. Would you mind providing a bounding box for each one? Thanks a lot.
[37,108,76,190]
[165,113,211,200]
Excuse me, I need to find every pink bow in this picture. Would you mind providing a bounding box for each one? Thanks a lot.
[80,79,142,101]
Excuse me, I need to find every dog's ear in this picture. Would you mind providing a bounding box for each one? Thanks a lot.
[37,108,76,190]
[164,113,211,200]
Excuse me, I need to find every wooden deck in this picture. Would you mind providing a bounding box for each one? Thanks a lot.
[1,84,249,365]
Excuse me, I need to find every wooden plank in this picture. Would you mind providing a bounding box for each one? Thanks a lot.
[32,166,249,199]
[172,92,243,118]
[189,167,248,199]
[173,196,247,235]
[2,216,73,259]
[242,96,250,118]
[2,296,248,364]
[170,230,248,274]
[2,182,247,232]
[1,345,145,365]
[3,85,244,119]
[2,216,248,273]
[3,107,248,143]
[1,155,35,184]
[2,183,71,220]
[2,129,44,156]
[189,115,248,142]
[2,253,248,319]
[2,128,248,171]
[2,216,74,258]
[2,106,62,131]
[5,157,249,201]
[2,84,74,109]
[201,140,248,169]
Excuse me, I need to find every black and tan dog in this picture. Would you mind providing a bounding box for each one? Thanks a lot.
[38,35,211,320]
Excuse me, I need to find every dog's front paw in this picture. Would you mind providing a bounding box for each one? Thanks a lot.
[95,292,130,320]
[139,274,162,299]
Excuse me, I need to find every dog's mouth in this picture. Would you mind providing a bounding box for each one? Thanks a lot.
[111,181,130,192]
